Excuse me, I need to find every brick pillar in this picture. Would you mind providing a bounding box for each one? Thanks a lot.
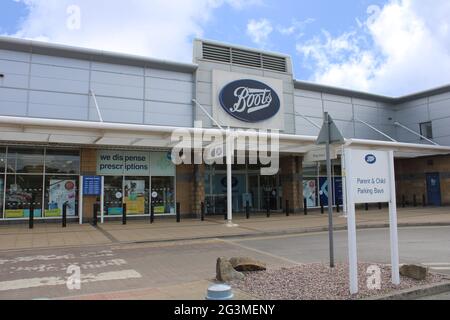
[192,164,205,216]
[280,155,303,213]
[80,148,98,221]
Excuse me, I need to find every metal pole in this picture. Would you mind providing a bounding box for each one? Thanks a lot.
[344,148,358,294]
[325,112,335,268]
[79,176,83,225]
[93,203,98,226]
[100,176,104,224]
[29,202,34,229]
[201,202,205,221]
[122,203,127,225]
[176,202,181,223]
[226,128,233,225]
[150,203,154,224]
[62,202,67,228]
[388,150,400,285]
[246,201,250,219]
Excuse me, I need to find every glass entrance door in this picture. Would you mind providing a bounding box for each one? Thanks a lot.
[104,176,123,216]
[151,176,175,214]
[123,177,149,215]
[260,175,278,211]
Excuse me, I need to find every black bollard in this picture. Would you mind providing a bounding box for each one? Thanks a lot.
[304,198,308,216]
[150,204,154,224]
[93,203,98,226]
[365,203,369,211]
[413,194,417,207]
[200,202,205,221]
[122,203,127,225]
[285,200,290,217]
[423,194,426,207]
[176,202,181,223]
[336,202,340,213]
[378,202,382,210]
[402,195,406,208]
[62,202,67,228]
[266,200,270,218]
[320,202,324,214]
[246,201,250,219]
[29,203,34,229]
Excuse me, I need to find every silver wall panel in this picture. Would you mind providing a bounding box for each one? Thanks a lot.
[294,116,321,136]
[91,61,144,76]
[90,96,143,112]
[323,100,353,121]
[32,54,90,69]
[354,105,379,124]
[0,49,30,62]
[429,99,450,120]
[0,88,27,116]
[88,107,143,124]
[294,96,323,118]
[146,68,193,82]
[29,104,87,120]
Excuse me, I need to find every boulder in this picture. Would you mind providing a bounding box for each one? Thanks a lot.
[229,257,267,272]
[400,264,428,280]
[216,257,244,282]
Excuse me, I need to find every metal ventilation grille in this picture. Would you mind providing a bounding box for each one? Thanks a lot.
[202,42,287,73]
[202,43,231,63]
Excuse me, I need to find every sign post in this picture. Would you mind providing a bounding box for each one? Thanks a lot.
[316,112,344,268]
[344,148,400,294]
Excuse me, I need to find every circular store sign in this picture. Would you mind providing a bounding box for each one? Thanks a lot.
[151,191,158,198]
[219,79,280,123]
[365,154,377,164]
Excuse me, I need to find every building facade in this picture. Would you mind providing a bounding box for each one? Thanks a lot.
[0,36,449,222]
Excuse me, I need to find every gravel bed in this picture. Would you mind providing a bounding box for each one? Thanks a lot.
[229,263,445,300]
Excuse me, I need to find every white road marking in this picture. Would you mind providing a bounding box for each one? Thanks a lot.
[0,269,142,291]
[429,267,450,271]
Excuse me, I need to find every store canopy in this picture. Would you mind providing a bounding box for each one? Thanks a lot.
[0,116,449,158]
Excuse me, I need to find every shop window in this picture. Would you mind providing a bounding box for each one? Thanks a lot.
[5,175,43,218]
[124,177,149,215]
[104,176,124,216]
[44,176,78,217]
[45,149,80,174]
[0,148,6,173]
[151,177,175,214]
[7,148,44,174]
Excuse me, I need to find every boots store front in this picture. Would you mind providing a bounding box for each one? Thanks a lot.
[0,146,176,220]
[1,36,450,223]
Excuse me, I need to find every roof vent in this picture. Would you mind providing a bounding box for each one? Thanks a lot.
[202,42,287,73]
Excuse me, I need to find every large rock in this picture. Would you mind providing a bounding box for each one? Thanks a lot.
[400,264,428,280]
[229,257,267,272]
[216,257,244,282]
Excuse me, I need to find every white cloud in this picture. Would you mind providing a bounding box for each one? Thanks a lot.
[6,0,260,62]
[296,0,450,96]
[277,18,314,37]
[246,18,273,47]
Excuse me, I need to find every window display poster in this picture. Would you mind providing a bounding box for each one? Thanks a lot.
[48,179,77,216]
[5,182,42,218]
[303,180,317,207]
[123,180,146,214]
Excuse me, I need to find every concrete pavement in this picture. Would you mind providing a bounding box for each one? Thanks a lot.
[1,225,449,300]
[0,207,449,251]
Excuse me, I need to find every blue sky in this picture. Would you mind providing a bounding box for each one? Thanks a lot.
[1,0,450,96]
